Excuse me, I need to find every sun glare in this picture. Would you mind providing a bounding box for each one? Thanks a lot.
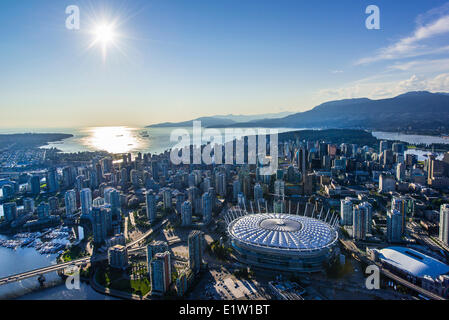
[88,21,119,61]
[94,23,115,45]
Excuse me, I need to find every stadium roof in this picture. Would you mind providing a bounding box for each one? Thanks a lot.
[228,213,338,252]
[377,247,449,279]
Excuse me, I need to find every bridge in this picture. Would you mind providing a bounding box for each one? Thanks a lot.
[0,217,170,287]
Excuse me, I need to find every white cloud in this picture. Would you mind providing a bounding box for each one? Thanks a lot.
[317,73,449,101]
[357,4,449,65]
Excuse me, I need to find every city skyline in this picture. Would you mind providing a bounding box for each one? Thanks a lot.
[1,0,449,128]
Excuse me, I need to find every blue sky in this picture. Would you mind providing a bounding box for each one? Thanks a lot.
[1,0,449,128]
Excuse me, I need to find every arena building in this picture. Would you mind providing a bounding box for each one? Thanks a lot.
[227,213,339,273]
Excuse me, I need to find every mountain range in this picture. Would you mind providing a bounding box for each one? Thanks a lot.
[146,112,293,128]
[147,91,449,133]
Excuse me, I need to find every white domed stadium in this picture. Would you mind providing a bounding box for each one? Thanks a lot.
[227,213,339,273]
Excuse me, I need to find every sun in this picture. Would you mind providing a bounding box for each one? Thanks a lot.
[94,23,116,45]
[88,21,118,61]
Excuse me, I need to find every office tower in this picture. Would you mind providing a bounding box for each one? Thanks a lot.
[379,174,396,193]
[120,167,128,185]
[274,179,285,198]
[101,157,113,175]
[37,202,50,220]
[108,245,128,270]
[188,173,196,187]
[392,142,405,155]
[203,177,211,193]
[150,251,171,296]
[202,192,212,224]
[92,206,108,244]
[145,190,157,223]
[406,154,418,167]
[392,196,406,235]
[188,230,204,274]
[379,140,389,153]
[29,175,40,195]
[387,210,403,243]
[254,183,263,202]
[440,204,449,246]
[151,161,159,182]
[396,163,405,181]
[328,144,337,157]
[181,201,192,226]
[340,199,353,226]
[80,188,92,216]
[46,168,59,193]
[427,159,449,187]
[232,180,241,202]
[163,189,172,210]
[107,188,121,220]
[215,172,226,197]
[237,192,246,207]
[175,193,185,214]
[64,190,77,215]
[23,198,35,213]
[3,202,17,222]
[62,166,74,189]
[297,147,307,180]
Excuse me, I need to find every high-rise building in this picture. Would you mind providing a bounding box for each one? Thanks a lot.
[46,168,59,193]
[379,140,389,153]
[23,198,35,213]
[396,163,406,181]
[92,206,108,244]
[108,245,128,270]
[188,230,204,274]
[232,180,241,202]
[163,189,172,210]
[80,188,92,216]
[150,251,171,296]
[37,202,50,220]
[48,196,59,213]
[146,241,169,271]
[215,172,226,197]
[107,188,121,220]
[202,192,212,224]
[3,202,17,222]
[274,179,285,198]
[340,199,353,226]
[379,174,396,193]
[175,193,185,214]
[64,190,77,215]
[145,190,157,223]
[29,175,41,195]
[181,201,192,226]
[352,205,368,240]
[392,196,407,235]
[387,210,402,243]
[254,183,263,202]
[439,204,449,246]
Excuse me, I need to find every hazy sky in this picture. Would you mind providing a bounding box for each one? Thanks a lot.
[1,0,449,128]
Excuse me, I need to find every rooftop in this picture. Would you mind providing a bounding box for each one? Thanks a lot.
[377,246,449,279]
